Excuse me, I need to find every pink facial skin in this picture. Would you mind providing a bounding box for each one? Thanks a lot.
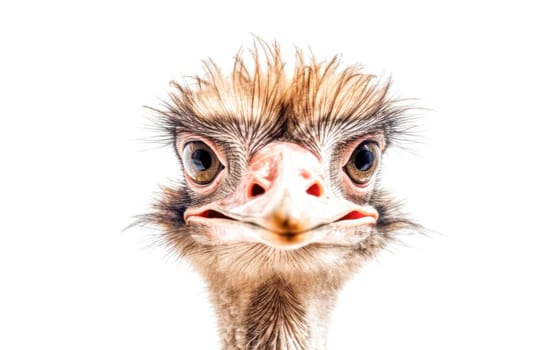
[182,138,382,250]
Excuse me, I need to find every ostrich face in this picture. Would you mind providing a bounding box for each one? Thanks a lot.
[147,43,416,279]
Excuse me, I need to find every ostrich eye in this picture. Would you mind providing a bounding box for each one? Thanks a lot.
[344,141,380,184]
[183,141,223,185]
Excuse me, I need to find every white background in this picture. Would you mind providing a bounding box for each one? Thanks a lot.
[1,1,556,349]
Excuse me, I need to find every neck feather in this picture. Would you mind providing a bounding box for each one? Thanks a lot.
[207,273,342,350]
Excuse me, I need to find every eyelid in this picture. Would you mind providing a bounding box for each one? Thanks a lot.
[176,134,228,191]
[364,139,379,147]
[176,133,227,168]
[338,134,384,187]
[339,134,385,167]
[182,141,224,186]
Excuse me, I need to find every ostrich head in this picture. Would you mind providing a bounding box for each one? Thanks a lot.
[144,40,418,350]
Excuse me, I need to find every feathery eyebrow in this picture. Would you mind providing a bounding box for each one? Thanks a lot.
[153,39,414,154]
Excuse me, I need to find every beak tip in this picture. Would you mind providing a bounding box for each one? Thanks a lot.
[261,231,314,250]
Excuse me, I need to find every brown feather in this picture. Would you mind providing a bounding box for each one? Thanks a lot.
[141,39,422,350]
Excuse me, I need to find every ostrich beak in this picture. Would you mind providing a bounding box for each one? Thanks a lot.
[185,142,378,249]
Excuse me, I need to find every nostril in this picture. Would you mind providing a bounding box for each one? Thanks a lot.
[306,183,322,197]
[249,183,266,198]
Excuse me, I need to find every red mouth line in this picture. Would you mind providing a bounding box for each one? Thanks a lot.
[195,209,370,223]
[196,209,235,220]
[335,210,368,222]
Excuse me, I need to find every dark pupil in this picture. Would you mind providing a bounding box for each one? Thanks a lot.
[354,147,374,171]
[191,149,212,171]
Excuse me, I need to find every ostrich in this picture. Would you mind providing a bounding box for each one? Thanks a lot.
[144,40,418,350]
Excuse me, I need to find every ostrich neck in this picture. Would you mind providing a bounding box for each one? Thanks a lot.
[207,274,341,350]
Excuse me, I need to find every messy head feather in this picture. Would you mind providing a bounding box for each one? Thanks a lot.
[154,40,413,157]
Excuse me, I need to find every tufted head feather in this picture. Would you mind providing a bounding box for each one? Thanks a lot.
[151,40,416,158]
